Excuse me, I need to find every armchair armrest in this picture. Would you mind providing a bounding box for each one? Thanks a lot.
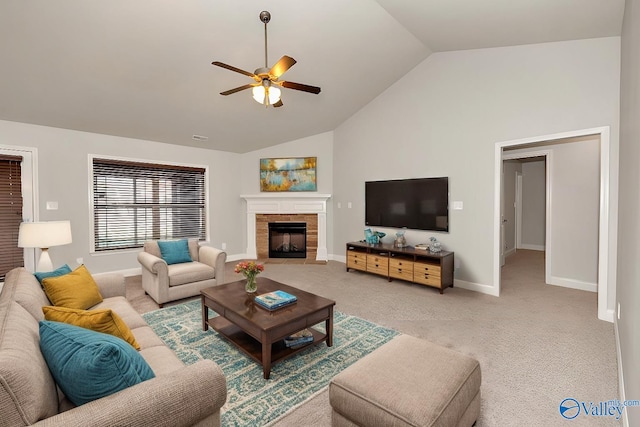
[137,251,168,276]
[199,246,227,284]
[34,360,227,427]
[92,272,126,298]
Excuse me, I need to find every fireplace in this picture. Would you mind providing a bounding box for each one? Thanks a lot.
[268,222,307,258]
[241,193,331,261]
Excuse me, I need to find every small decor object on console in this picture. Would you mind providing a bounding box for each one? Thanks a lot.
[364,228,379,244]
[255,290,297,310]
[429,237,442,253]
[234,261,264,293]
[394,229,407,248]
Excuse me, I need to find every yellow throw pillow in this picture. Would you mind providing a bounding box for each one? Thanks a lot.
[42,306,140,350]
[42,265,103,310]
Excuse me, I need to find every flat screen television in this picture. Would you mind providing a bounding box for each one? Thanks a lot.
[365,177,449,232]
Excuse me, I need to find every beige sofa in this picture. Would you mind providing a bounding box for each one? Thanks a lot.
[0,267,227,427]
[138,240,227,307]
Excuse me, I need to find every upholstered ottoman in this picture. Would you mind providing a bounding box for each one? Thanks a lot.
[329,335,481,427]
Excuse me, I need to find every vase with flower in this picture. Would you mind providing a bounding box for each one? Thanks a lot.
[234,261,264,293]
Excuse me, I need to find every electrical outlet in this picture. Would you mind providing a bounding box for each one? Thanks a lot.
[221,243,227,250]
[76,257,83,265]
[618,302,621,320]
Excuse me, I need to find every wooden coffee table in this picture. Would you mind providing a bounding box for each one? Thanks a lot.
[201,277,335,379]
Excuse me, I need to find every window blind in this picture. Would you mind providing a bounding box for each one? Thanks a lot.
[0,155,23,279]
[92,158,206,251]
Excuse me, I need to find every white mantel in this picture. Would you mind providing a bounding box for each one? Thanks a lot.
[241,194,331,260]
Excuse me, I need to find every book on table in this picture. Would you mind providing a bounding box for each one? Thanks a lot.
[254,290,297,310]
[284,329,313,348]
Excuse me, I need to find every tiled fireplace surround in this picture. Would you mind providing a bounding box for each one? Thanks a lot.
[241,194,331,261]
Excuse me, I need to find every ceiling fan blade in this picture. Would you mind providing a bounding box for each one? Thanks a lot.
[220,84,255,96]
[212,61,260,81]
[281,80,321,94]
[273,99,284,108]
[269,56,297,79]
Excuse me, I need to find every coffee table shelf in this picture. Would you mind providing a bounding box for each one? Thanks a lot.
[207,316,328,365]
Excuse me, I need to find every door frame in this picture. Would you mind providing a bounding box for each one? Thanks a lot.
[493,126,614,322]
[502,151,551,285]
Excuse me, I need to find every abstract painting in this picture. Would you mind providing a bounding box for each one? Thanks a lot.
[260,157,317,192]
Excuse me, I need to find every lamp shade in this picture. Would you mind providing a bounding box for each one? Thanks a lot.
[252,85,281,105]
[18,221,73,249]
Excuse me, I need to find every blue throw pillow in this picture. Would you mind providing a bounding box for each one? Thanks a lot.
[34,264,72,284]
[39,320,155,406]
[157,239,192,265]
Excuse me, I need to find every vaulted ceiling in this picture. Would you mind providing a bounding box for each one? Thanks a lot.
[0,0,625,153]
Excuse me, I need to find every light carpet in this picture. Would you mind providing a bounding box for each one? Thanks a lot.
[142,299,399,426]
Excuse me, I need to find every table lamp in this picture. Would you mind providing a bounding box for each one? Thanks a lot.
[18,221,72,272]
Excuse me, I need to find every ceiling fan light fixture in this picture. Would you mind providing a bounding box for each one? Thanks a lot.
[252,83,281,106]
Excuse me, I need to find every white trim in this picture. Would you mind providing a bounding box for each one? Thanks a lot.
[454,279,499,296]
[504,248,516,257]
[494,126,613,322]
[518,244,545,251]
[547,276,597,292]
[240,194,331,261]
[87,154,210,253]
[614,318,629,427]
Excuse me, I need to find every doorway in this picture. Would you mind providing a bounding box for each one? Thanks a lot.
[493,127,615,322]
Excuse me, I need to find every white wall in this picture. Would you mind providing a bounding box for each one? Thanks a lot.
[333,37,620,295]
[617,0,640,423]
[520,160,545,250]
[240,131,334,257]
[0,119,242,274]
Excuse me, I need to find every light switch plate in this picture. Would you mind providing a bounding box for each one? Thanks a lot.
[46,201,59,210]
[452,201,463,210]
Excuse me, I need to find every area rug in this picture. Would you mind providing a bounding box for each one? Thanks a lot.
[142,299,399,426]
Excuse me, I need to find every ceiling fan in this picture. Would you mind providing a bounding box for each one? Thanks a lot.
[212,10,321,108]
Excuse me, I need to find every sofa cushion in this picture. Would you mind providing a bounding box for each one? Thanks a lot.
[42,265,104,309]
[0,301,59,425]
[42,306,140,350]
[167,261,216,287]
[93,296,149,330]
[1,267,52,321]
[39,320,155,406]
[33,264,72,284]
[158,239,193,265]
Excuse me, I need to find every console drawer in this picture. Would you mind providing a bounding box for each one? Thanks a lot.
[414,261,442,287]
[367,255,389,276]
[389,258,413,281]
[347,251,367,271]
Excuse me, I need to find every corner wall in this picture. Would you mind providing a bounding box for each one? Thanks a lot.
[0,119,242,274]
[333,37,620,295]
[618,0,640,423]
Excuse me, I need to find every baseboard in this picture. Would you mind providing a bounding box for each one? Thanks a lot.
[454,279,499,296]
[615,318,629,426]
[504,248,516,257]
[332,254,346,263]
[548,276,597,293]
[518,244,545,251]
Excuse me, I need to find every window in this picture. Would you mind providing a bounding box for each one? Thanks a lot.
[92,158,206,251]
[0,155,23,279]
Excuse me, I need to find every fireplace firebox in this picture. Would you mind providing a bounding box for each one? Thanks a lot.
[268,222,307,258]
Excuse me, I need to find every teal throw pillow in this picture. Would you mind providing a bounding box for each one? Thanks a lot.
[34,264,72,284]
[39,320,155,406]
[157,239,192,265]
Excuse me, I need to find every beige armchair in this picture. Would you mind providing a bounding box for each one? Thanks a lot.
[137,239,227,307]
